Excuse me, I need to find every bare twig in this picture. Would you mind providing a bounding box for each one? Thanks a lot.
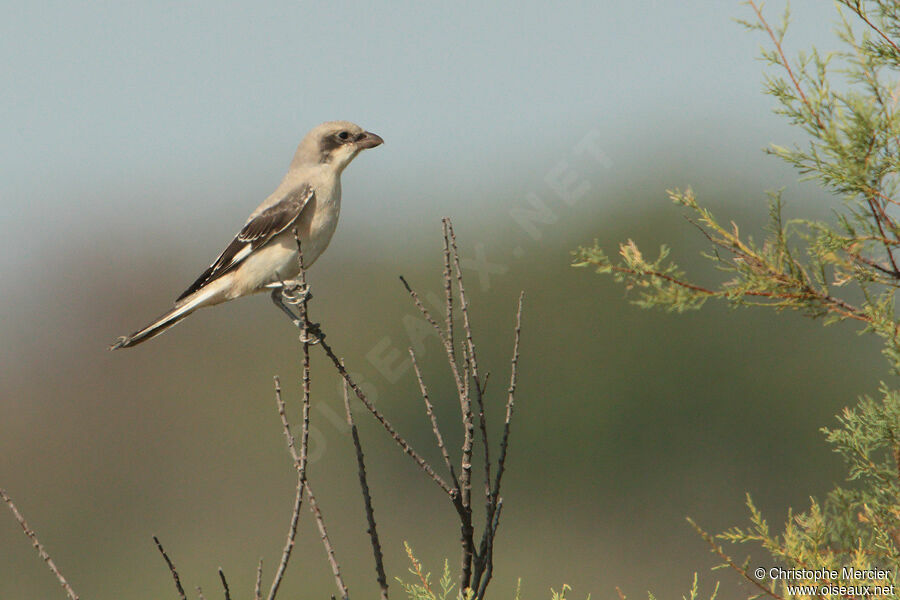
[476,498,504,600]
[254,559,263,600]
[442,223,455,359]
[273,219,523,600]
[268,372,310,600]
[342,378,389,600]
[1,488,79,600]
[306,480,349,600]
[473,364,492,512]
[443,220,478,513]
[441,219,485,595]
[473,293,524,596]
[266,234,315,600]
[153,535,186,600]
[315,334,454,496]
[399,274,466,398]
[444,218,481,382]
[218,568,232,600]
[492,292,524,501]
[410,348,460,490]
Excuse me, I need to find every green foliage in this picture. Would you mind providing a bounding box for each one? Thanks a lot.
[575,1,900,598]
[396,543,584,600]
[395,542,462,600]
[645,574,718,600]
[550,583,589,600]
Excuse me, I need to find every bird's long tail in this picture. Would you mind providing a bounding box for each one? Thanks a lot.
[109,291,211,350]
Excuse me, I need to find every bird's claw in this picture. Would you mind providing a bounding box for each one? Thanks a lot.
[281,280,312,305]
[299,321,324,345]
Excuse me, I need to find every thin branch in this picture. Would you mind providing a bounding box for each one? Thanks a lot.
[443,219,479,594]
[444,218,482,382]
[688,518,784,600]
[443,221,455,361]
[268,373,310,600]
[255,559,263,600]
[443,219,478,511]
[410,348,460,491]
[404,543,436,598]
[315,334,454,496]
[153,535,186,600]
[845,247,900,279]
[492,292,524,500]
[474,371,492,511]
[306,480,349,600]
[840,1,900,56]
[866,194,900,275]
[475,499,504,600]
[399,274,473,504]
[474,293,524,596]
[1,489,80,600]
[342,378,389,600]
[601,262,873,324]
[218,568,232,600]
[399,275,466,398]
[748,0,826,131]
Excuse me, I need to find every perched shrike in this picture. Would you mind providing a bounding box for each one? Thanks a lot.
[110,120,383,350]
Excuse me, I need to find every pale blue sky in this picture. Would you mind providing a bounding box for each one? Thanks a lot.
[1,1,832,275]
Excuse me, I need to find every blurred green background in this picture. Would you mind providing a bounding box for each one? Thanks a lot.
[0,2,885,599]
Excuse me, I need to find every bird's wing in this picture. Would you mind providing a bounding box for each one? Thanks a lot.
[175,184,314,303]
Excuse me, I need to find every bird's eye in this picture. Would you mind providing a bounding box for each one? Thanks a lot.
[337,131,350,141]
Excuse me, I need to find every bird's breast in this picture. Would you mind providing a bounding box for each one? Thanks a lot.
[300,180,341,264]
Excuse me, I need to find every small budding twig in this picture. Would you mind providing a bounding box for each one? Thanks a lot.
[1,488,80,600]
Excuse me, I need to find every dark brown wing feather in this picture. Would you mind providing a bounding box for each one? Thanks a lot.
[176,184,314,302]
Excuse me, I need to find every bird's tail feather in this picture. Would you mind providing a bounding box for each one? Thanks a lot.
[109,291,210,350]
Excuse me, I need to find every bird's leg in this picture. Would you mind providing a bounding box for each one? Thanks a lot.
[271,284,324,345]
[270,289,303,328]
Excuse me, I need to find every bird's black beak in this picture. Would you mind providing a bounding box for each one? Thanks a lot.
[357,131,384,149]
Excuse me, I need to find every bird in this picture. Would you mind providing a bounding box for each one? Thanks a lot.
[110,120,383,350]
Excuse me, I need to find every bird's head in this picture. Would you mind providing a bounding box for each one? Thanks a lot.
[291,120,383,173]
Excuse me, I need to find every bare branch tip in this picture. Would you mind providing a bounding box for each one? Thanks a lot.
[218,568,232,600]
[153,535,186,600]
